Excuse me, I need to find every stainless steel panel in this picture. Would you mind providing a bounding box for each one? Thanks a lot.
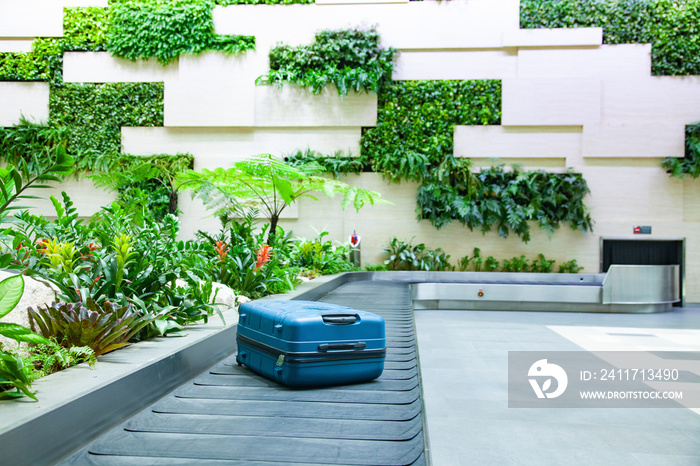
[412,283,601,304]
[602,265,680,304]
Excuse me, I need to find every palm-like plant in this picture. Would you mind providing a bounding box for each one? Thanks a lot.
[176,154,388,244]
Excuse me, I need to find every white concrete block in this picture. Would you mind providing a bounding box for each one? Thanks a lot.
[393,50,517,80]
[22,178,117,217]
[517,44,651,79]
[61,0,108,6]
[214,0,520,50]
[0,0,64,37]
[582,165,683,222]
[454,125,581,159]
[582,123,685,158]
[502,78,601,126]
[0,82,50,126]
[121,127,362,160]
[254,84,376,127]
[602,76,700,125]
[63,52,178,83]
[316,0,407,3]
[164,51,258,127]
[503,27,602,47]
[0,40,34,53]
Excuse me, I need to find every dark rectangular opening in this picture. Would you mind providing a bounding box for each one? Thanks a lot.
[601,238,685,306]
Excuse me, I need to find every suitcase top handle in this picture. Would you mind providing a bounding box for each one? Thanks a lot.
[322,314,360,324]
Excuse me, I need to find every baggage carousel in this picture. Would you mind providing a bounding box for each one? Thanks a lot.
[8,265,680,464]
[61,281,428,465]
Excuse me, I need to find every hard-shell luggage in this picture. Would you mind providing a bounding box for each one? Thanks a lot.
[236,300,386,387]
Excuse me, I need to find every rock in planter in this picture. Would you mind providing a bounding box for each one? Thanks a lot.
[0,271,58,350]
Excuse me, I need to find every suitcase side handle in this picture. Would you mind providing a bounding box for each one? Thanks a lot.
[322,314,359,324]
[318,342,367,351]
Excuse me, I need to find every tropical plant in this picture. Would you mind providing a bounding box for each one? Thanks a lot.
[559,259,584,274]
[0,275,51,400]
[0,151,74,227]
[501,255,530,273]
[383,237,454,271]
[90,153,194,218]
[291,231,355,275]
[176,154,387,244]
[484,256,500,272]
[285,148,370,179]
[364,263,388,272]
[29,299,156,357]
[7,193,224,331]
[258,27,397,95]
[25,338,96,379]
[530,253,556,273]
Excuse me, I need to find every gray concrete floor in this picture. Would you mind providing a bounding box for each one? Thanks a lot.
[415,307,700,466]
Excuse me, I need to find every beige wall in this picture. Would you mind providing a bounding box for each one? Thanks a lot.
[2,0,700,300]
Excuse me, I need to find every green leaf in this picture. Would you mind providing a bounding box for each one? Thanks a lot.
[0,322,50,344]
[272,175,294,205]
[0,275,24,320]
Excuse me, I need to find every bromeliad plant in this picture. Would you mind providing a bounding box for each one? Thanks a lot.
[6,193,224,334]
[29,299,155,357]
[197,213,299,299]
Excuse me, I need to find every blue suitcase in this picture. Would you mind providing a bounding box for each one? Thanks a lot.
[236,300,386,387]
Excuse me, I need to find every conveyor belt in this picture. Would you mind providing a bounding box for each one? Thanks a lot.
[61,281,426,465]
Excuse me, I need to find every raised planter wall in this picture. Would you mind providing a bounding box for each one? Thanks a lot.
[1,0,700,301]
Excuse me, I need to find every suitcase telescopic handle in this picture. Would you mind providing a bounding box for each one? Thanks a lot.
[318,342,367,351]
[322,314,359,324]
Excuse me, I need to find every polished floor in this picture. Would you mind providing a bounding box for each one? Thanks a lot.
[415,307,700,466]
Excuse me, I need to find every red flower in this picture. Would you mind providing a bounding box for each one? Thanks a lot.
[36,238,49,255]
[215,241,228,262]
[255,244,272,271]
[87,242,100,251]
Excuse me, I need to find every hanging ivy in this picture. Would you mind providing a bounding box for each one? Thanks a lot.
[107,0,255,64]
[520,0,700,76]
[258,27,397,95]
